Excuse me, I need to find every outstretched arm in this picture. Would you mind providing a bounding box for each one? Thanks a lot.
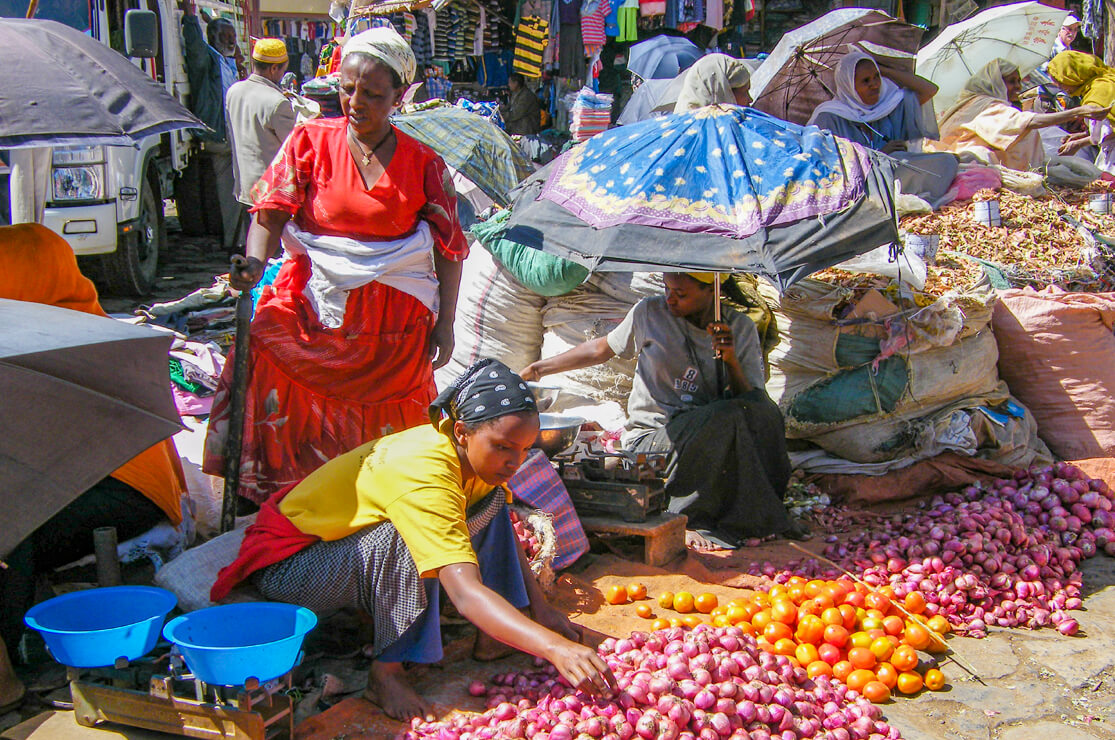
[520,336,616,381]
[1027,104,1111,131]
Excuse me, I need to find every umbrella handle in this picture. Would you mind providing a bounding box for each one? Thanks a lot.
[713,276,729,399]
[220,293,254,534]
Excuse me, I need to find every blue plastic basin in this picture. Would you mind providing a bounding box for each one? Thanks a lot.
[24,586,177,668]
[162,602,317,686]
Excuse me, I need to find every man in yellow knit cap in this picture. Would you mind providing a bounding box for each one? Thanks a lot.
[224,38,296,248]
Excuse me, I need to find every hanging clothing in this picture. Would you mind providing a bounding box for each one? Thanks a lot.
[513,15,550,78]
[558,22,586,79]
[617,0,639,41]
[203,120,468,503]
[581,0,610,52]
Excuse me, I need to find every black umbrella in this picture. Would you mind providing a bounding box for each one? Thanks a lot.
[0,299,183,558]
[0,18,204,149]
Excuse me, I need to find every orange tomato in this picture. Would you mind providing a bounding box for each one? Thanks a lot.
[797,599,820,617]
[635,603,654,619]
[927,615,952,634]
[896,671,923,695]
[795,643,820,666]
[812,593,835,610]
[668,617,683,628]
[843,590,866,609]
[865,628,887,642]
[903,591,927,615]
[807,660,834,679]
[650,618,671,631]
[658,592,675,610]
[753,592,771,607]
[923,668,946,691]
[882,615,905,637]
[860,616,884,632]
[712,614,732,628]
[817,643,843,665]
[773,638,798,656]
[832,661,855,682]
[903,623,932,651]
[764,621,794,644]
[695,593,718,614]
[787,575,808,587]
[874,662,898,689]
[752,609,773,632]
[846,669,876,693]
[796,615,826,645]
[848,631,873,650]
[865,592,891,613]
[769,584,788,600]
[823,624,850,648]
[728,597,750,608]
[925,631,949,654]
[736,621,757,636]
[787,584,807,604]
[626,583,648,601]
[848,647,877,670]
[726,606,749,625]
[681,614,703,629]
[674,592,695,614]
[838,604,858,630]
[771,598,798,625]
[605,585,628,605]
[869,637,894,662]
[890,644,918,672]
[862,681,891,704]
[818,607,841,626]
[823,582,848,605]
[710,605,728,618]
[804,579,826,599]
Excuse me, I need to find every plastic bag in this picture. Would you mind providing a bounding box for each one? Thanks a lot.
[1043,155,1101,188]
[835,243,928,290]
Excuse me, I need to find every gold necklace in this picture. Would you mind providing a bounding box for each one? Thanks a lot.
[348,126,393,166]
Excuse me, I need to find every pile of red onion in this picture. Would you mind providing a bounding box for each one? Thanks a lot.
[753,463,1113,637]
[403,625,902,740]
[510,508,543,560]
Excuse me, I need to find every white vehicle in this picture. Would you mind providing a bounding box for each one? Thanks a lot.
[0,0,237,294]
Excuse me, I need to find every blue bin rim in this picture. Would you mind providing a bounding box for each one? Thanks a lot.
[163,603,317,651]
[25,586,177,634]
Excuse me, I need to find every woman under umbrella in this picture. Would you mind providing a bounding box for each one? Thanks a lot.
[521,273,807,552]
[204,27,467,504]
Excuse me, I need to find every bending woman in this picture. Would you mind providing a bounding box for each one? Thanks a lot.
[212,360,614,719]
[521,274,804,552]
[204,27,467,503]
[809,51,957,202]
[1048,51,1115,175]
[672,53,753,111]
[927,58,1109,170]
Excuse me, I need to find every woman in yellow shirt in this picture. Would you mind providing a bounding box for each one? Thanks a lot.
[212,360,614,720]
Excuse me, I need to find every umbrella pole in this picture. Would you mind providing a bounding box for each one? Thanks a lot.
[713,273,727,399]
[220,293,254,534]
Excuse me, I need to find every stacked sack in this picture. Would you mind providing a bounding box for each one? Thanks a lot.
[759,276,1051,475]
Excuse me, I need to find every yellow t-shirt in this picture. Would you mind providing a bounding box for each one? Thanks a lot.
[277,422,503,577]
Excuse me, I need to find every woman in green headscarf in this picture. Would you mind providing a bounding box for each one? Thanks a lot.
[1048,51,1115,175]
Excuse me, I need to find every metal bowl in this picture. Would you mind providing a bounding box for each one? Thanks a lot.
[527,382,561,412]
[534,413,584,456]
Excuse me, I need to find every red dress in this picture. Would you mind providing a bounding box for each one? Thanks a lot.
[204,119,468,503]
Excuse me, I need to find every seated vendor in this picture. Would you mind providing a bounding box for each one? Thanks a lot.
[809,51,958,203]
[0,223,187,714]
[211,359,615,721]
[520,273,807,553]
[926,58,1109,170]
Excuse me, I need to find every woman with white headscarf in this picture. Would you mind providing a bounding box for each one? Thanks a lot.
[927,58,1108,170]
[810,50,957,201]
[672,53,754,112]
[205,28,469,510]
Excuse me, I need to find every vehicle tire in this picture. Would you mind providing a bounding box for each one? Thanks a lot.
[175,154,206,237]
[99,176,164,296]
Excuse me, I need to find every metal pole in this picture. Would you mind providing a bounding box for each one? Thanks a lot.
[713,273,727,398]
[93,527,121,587]
[220,293,254,534]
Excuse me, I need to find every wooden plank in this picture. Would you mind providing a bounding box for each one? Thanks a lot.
[580,513,687,567]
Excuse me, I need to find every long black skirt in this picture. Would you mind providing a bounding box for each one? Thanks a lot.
[629,391,793,545]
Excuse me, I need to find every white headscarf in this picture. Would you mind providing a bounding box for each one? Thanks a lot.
[672,54,751,113]
[808,51,905,125]
[341,27,417,86]
[937,58,1018,128]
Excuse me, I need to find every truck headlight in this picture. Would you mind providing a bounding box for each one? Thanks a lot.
[52,165,105,201]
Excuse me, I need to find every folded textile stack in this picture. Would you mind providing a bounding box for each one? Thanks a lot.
[569,87,612,141]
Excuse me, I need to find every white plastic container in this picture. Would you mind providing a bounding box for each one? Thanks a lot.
[904,233,940,264]
[1088,193,1112,214]
[973,199,1001,226]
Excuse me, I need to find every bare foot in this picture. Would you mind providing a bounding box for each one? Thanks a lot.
[363,661,434,722]
[685,529,723,552]
[473,630,516,662]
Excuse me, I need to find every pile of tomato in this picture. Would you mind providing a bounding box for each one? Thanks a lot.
[606,576,951,704]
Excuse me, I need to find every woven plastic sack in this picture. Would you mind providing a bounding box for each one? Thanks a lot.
[471,211,590,297]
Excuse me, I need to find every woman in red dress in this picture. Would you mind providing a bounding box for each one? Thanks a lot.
[204,27,467,503]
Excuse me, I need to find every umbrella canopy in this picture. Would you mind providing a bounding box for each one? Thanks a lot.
[507,106,898,289]
[617,78,677,124]
[0,18,204,149]
[751,9,924,126]
[392,105,536,206]
[916,2,1068,115]
[628,35,703,80]
[0,299,182,557]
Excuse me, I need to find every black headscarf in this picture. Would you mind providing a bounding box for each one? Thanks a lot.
[429,359,537,427]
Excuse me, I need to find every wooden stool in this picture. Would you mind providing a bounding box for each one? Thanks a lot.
[579,512,687,567]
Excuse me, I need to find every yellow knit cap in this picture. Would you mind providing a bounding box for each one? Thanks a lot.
[687,272,730,284]
[252,38,288,64]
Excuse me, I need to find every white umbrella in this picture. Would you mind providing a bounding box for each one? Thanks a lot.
[916,2,1068,115]
[750,8,923,125]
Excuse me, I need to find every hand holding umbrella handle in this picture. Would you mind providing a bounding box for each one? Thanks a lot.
[220,294,254,534]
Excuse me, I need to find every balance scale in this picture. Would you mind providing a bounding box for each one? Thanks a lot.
[553,440,669,522]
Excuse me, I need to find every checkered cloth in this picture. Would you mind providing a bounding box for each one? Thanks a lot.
[509,450,589,570]
[254,490,505,658]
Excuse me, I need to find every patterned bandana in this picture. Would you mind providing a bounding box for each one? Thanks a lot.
[341,27,417,86]
[429,359,537,426]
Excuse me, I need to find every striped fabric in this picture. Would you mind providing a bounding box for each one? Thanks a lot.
[513,15,549,78]
[581,0,611,51]
[509,450,589,570]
